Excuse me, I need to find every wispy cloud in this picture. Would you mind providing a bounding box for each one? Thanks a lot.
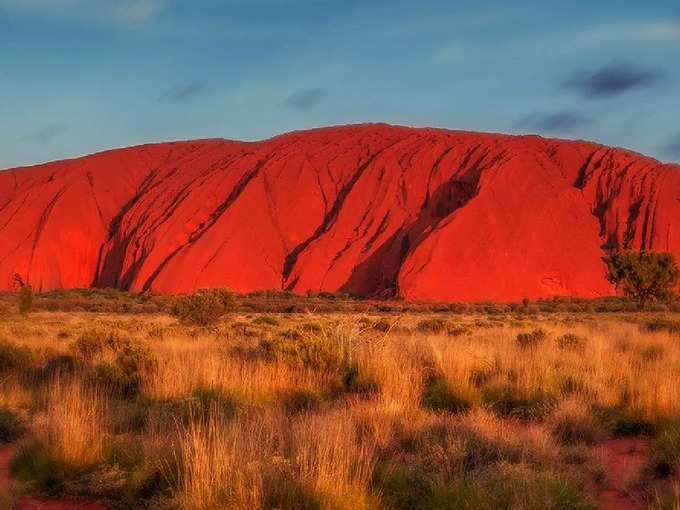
[0,0,166,22]
[563,62,665,99]
[110,0,166,22]
[282,88,327,110]
[661,135,680,160]
[515,111,593,134]
[159,82,204,102]
[20,123,68,144]
[572,20,680,47]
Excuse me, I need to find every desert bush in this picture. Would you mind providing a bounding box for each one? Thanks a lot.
[556,333,587,351]
[591,404,655,436]
[648,422,680,478]
[448,325,471,337]
[252,315,279,326]
[516,329,547,348]
[11,440,70,495]
[271,334,344,370]
[416,318,448,334]
[341,365,378,395]
[644,319,680,335]
[372,318,391,332]
[17,285,34,316]
[549,402,603,446]
[283,389,322,415]
[640,344,665,362]
[0,341,31,374]
[424,467,596,510]
[482,385,557,420]
[0,407,25,443]
[171,289,234,327]
[422,374,472,414]
[86,342,154,399]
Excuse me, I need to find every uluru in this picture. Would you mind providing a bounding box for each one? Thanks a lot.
[1,123,679,302]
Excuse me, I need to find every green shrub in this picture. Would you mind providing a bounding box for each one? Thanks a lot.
[272,335,343,370]
[482,385,557,420]
[0,341,31,374]
[422,375,472,414]
[39,354,81,381]
[516,329,547,348]
[11,440,70,495]
[374,464,432,510]
[648,422,680,478]
[640,344,665,362]
[171,289,234,326]
[591,404,655,436]
[342,365,378,394]
[417,318,448,334]
[644,319,680,335]
[74,328,113,361]
[191,387,238,418]
[551,414,603,446]
[17,285,33,316]
[0,408,25,443]
[372,319,391,332]
[283,389,322,415]
[86,343,154,399]
[448,325,471,337]
[252,315,279,326]
[556,334,587,351]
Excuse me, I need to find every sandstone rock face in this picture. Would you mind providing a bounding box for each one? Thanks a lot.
[1,124,678,301]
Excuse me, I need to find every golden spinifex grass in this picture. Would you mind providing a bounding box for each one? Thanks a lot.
[0,308,679,508]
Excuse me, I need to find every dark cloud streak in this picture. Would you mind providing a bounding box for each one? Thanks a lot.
[282,88,327,110]
[563,62,664,98]
[20,123,68,144]
[515,111,593,134]
[159,82,204,102]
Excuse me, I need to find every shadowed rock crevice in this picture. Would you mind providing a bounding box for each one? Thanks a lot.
[340,150,490,297]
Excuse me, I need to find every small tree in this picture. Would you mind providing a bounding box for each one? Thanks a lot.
[603,250,679,308]
[17,285,34,316]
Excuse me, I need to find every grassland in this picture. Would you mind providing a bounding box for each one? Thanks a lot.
[0,290,679,509]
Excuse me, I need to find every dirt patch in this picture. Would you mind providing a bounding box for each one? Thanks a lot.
[589,437,651,510]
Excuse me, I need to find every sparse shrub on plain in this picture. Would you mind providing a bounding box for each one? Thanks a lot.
[0,341,31,374]
[372,318,391,332]
[252,315,279,327]
[550,402,603,446]
[640,344,665,362]
[644,319,680,335]
[516,329,547,348]
[422,374,472,414]
[283,389,322,415]
[556,333,587,351]
[18,285,34,316]
[0,407,25,443]
[417,318,448,334]
[171,289,234,326]
[342,365,378,395]
[482,385,557,420]
[648,422,680,478]
[591,404,655,436]
[448,325,471,337]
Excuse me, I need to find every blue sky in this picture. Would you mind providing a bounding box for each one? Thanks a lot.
[1,0,679,169]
